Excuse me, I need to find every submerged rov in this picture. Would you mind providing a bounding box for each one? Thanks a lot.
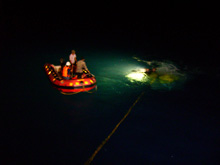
[44,63,97,94]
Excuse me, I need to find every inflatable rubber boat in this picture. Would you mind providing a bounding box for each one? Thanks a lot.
[44,63,97,94]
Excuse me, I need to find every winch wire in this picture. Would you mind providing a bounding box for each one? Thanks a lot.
[85,91,145,165]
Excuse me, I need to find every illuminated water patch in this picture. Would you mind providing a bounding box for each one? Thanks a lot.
[126,71,149,82]
[125,57,187,90]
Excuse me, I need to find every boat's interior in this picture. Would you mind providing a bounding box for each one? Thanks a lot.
[51,64,94,79]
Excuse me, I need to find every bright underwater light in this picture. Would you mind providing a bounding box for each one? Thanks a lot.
[126,70,149,82]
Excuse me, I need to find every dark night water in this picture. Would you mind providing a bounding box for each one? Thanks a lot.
[1,38,220,164]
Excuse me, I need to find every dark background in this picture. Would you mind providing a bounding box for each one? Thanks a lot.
[1,1,220,164]
[2,1,219,64]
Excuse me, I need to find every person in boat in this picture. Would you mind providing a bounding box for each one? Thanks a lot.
[75,57,90,78]
[62,61,71,80]
[59,58,65,75]
[69,50,77,74]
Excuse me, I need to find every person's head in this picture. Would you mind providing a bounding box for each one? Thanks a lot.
[81,57,85,61]
[60,58,64,63]
[66,61,71,66]
[71,50,76,54]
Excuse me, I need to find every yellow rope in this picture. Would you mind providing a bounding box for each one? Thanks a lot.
[85,86,97,94]
[60,90,83,95]
[85,91,145,165]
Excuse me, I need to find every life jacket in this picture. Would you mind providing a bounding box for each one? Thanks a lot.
[62,66,70,77]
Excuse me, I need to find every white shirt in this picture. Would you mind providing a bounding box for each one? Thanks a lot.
[69,53,76,64]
